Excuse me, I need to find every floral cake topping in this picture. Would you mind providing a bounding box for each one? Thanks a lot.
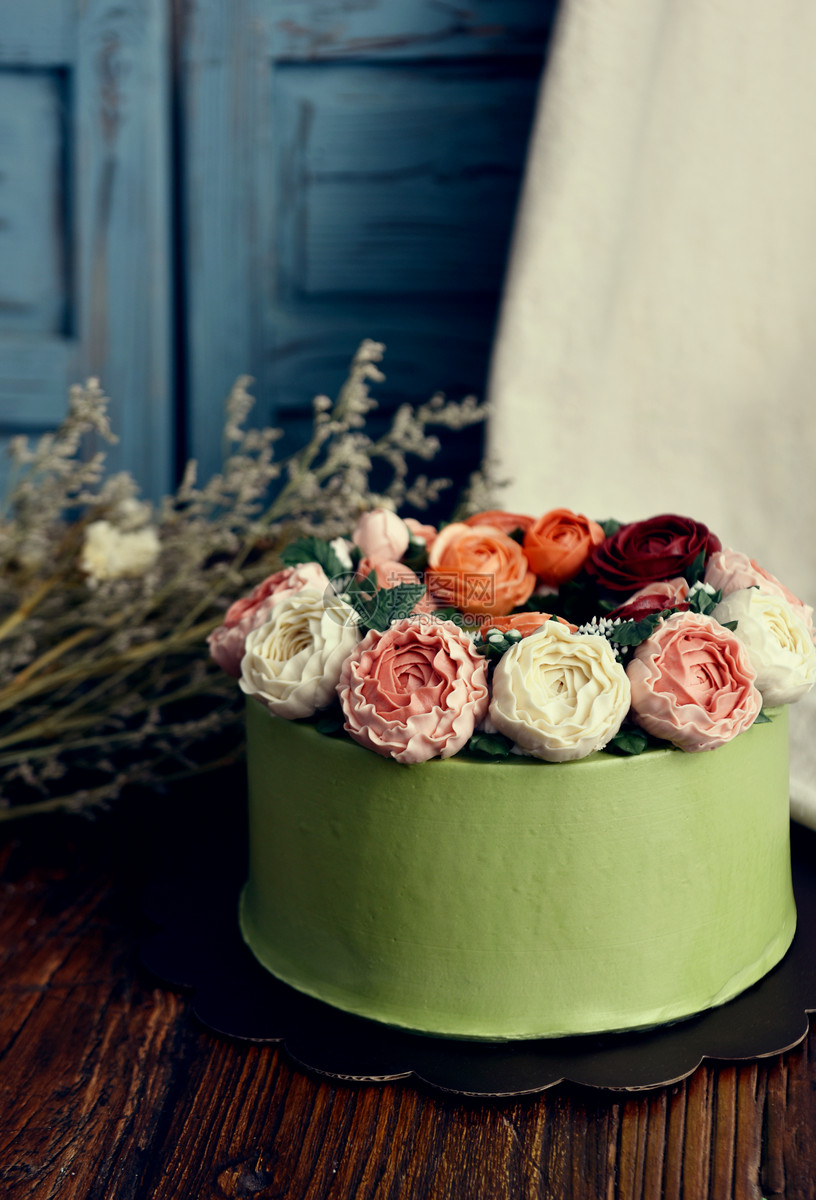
[210,504,816,765]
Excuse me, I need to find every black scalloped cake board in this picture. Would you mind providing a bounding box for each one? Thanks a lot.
[140,822,816,1097]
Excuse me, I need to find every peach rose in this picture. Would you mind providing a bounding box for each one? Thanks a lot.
[627,611,762,751]
[208,562,331,677]
[426,523,536,618]
[404,517,438,552]
[523,509,605,586]
[464,510,534,536]
[705,547,814,640]
[352,507,410,563]
[338,617,489,763]
[478,612,577,639]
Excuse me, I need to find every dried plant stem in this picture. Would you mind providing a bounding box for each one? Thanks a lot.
[0,619,217,718]
[0,346,488,819]
[0,576,62,643]
[7,628,97,690]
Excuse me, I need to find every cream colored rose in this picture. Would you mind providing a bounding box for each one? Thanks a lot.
[489,621,631,762]
[712,588,816,706]
[81,519,160,583]
[239,587,360,719]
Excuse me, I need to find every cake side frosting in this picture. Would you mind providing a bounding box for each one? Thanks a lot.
[240,698,795,1040]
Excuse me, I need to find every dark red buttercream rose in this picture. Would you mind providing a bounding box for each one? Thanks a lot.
[586,515,721,593]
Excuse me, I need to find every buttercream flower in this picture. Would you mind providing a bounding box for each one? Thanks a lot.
[81,520,160,583]
[239,588,360,719]
[523,508,605,586]
[627,612,761,751]
[489,621,631,762]
[705,548,814,639]
[338,617,489,763]
[609,577,690,621]
[352,507,410,563]
[426,523,536,617]
[464,510,534,536]
[208,562,331,677]
[223,563,330,628]
[711,588,816,706]
[404,517,438,552]
[586,514,721,593]
[357,557,422,590]
[478,612,576,639]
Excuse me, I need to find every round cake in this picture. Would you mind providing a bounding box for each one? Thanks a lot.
[240,697,795,1041]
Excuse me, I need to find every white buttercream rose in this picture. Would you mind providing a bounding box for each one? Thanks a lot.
[712,588,816,706]
[81,520,160,583]
[489,621,631,762]
[239,588,360,719]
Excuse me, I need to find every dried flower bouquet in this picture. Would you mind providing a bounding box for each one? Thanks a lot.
[0,342,487,820]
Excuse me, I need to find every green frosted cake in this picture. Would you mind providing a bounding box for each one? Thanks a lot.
[207,505,813,1041]
[240,698,795,1040]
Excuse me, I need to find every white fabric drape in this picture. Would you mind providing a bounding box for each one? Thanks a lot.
[487,0,816,823]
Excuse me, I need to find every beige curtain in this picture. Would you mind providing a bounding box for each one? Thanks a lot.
[487,0,816,822]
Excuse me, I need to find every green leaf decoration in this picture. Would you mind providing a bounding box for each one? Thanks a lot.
[687,585,722,616]
[599,518,622,538]
[753,710,772,725]
[281,536,348,582]
[720,619,738,632]
[403,545,429,574]
[474,629,522,660]
[468,731,514,758]
[683,548,708,587]
[609,612,669,647]
[606,729,649,756]
[347,581,427,633]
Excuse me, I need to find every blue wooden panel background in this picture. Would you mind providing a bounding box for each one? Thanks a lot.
[0,1,553,503]
[0,0,171,499]
[183,0,555,492]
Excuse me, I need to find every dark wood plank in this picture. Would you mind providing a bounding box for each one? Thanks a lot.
[1,784,816,1200]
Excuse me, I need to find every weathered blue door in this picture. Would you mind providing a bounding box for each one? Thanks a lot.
[0,0,171,497]
[1,1,552,502]
[181,1,554,489]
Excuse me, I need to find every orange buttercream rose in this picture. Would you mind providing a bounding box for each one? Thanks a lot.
[464,510,534,536]
[523,509,605,586]
[426,523,536,618]
[478,612,577,639]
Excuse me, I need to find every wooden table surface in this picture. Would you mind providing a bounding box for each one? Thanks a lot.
[1,776,815,1200]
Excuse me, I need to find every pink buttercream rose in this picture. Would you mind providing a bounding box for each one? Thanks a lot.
[352,508,410,564]
[705,548,814,640]
[338,617,489,763]
[404,516,438,552]
[626,611,762,751]
[208,562,330,677]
